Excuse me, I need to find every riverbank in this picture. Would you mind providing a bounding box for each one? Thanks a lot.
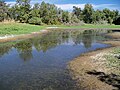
[57,24,120,29]
[107,32,120,39]
[68,33,120,90]
[0,22,120,42]
[0,23,49,42]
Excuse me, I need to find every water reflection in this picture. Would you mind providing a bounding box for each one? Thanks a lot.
[0,30,109,60]
[0,30,110,90]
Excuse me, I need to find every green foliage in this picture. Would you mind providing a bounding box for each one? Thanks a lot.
[73,6,82,20]
[0,0,120,25]
[0,0,10,21]
[62,11,70,23]
[28,17,42,25]
[113,16,120,25]
[82,4,94,23]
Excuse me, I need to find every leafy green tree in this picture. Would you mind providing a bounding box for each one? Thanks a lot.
[15,0,31,23]
[73,6,82,20]
[102,8,117,24]
[92,10,105,24]
[83,4,94,23]
[39,2,60,24]
[113,16,120,25]
[62,11,70,23]
[1,0,120,25]
[29,3,40,18]
[0,0,9,21]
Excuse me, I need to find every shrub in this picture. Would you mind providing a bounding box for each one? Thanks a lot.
[28,17,42,25]
[93,20,108,25]
[64,21,85,26]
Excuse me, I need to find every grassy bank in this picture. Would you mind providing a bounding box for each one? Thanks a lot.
[1,23,120,36]
[57,24,120,29]
[0,22,46,36]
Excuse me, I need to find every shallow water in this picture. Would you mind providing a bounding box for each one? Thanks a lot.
[0,30,110,90]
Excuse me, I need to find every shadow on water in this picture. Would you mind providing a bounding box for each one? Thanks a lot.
[0,29,111,90]
[87,70,120,89]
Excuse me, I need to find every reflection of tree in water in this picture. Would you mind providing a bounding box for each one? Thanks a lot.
[61,31,69,43]
[0,30,107,60]
[34,32,59,52]
[71,31,82,45]
[0,45,12,57]
[33,31,70,52]
[14,40,33,61]
[82,30,93,48]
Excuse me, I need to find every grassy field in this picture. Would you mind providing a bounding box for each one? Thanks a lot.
[57,24,120,29]
[0,23,46,36]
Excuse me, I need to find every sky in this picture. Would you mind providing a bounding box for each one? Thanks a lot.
[5,0,120,11]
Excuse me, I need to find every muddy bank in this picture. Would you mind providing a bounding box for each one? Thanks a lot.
[49,28,120,31]
[68,39,120,90]
[107,32,120,39]
[0,30,48,43]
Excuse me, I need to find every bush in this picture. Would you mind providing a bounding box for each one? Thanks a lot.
[28,17,42,25]
[64,21,85,26]
[93,20,108,25]
[113,16,120,25]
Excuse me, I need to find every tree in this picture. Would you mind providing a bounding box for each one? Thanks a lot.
[113,15,120,25]
[73,6,82,20]
[102,8,117,24]
[83,4,94,23]
[39,2,60,24]
[0,0,9,21]
[62,11,70,23]
[29,3,40,18]
[92,10,105,24]
[1,0,119,25]
[15,0,31,23]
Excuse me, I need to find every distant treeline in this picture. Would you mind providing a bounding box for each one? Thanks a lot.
[0,0,120,25]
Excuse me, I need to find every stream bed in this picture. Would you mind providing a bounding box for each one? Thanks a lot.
[0,29,111,90]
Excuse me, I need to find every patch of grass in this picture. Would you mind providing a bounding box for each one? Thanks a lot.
[57,24,120,29]
[112,48,120,54]
[105,48,120,74]
[0,23,46,36]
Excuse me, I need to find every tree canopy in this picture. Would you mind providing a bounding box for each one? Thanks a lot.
[0,0,120,25]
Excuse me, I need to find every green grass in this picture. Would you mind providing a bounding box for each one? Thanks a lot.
[0,23,46,36]
[105,48,120,74]
[57,24,120,29]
